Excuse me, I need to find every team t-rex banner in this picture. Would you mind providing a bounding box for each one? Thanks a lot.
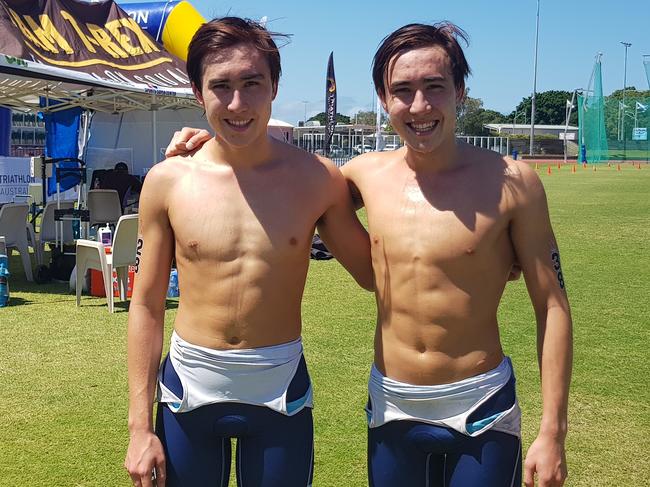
[0,0,190,90]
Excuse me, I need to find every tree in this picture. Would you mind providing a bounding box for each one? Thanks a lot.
[350,110,380,125]
[456,90,508,135]
[308,112,351,125]
[602,87,650,140]
[510,90,578,126]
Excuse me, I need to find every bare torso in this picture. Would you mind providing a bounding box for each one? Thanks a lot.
[164,140,333,349]
[346,143,521,385]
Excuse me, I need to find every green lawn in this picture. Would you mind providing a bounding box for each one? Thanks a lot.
[1,165,648,486]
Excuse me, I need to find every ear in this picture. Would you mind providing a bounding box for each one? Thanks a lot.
[192,82,204,106]
[455,83,466,105]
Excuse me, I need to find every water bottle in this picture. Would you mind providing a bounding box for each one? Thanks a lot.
[167,268,179,298]
[0,254,9,308]
[99,223,112,247]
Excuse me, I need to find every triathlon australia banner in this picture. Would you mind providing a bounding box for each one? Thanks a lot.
[0,156,32,203]
[324,52,337,157]
[0,0,190,90]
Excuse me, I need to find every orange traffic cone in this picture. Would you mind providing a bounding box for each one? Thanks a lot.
[638,163,642,170]
[593,165,597,171]
[617,164,621,171]
[557,163,561,170]
[572,164,576,174]
[547,165,552,175]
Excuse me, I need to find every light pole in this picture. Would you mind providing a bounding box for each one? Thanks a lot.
[529,0,540,155]
[621,42,631,161]
[302,100,308,124]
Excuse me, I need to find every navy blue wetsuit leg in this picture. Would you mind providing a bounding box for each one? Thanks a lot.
[368,376,521,487]
[156,354,314,487]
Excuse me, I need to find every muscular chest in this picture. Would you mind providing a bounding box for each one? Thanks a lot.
[364,171,511,264]
[168,170,317,262]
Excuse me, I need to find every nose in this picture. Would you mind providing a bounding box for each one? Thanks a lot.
[228,89,248,113]
[409,89,431,115]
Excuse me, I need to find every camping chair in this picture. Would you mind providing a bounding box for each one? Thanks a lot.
[34,200,75,266]
[75,214,139,313]
[0,202,35,281]
[87,189,122,229]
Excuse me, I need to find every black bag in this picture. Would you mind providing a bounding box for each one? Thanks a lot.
[49,245,76,282]
[310,234,333,260]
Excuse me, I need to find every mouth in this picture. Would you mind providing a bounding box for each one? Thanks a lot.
[225,119,253,131]
[406,120,439,136]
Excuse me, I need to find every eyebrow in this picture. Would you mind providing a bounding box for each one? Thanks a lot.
[389,76,446,89]
[208,73,266,84]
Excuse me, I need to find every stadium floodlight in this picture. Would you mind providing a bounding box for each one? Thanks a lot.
[529,0,540,156]
[621,42,631,159]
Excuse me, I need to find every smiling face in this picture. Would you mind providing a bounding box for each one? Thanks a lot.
[192,43,277,149]
[381,46,463,155]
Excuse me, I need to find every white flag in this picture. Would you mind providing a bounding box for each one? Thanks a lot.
[636,101,647,111]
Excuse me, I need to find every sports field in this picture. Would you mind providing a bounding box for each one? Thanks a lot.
[0,163,648,486]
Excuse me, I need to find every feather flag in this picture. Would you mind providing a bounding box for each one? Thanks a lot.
[324,52,337,156]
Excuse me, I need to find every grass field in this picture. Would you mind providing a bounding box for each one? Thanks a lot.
[1,164,649,486]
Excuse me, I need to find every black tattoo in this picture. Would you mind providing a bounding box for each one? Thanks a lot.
[135,238,143,273]
[551,249,565,289]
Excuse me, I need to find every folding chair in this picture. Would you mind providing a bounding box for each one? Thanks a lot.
[0,203,35,281]
[87,189,122,228]
[75,214,138,313]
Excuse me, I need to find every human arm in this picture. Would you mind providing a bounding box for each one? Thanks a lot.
[316,160,373,290]
[124,165,175,487]
[509,164,573,487]
[164,127,212,157]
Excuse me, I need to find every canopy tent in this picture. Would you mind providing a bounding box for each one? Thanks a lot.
[0,0,200,178]
[0,1,296,178]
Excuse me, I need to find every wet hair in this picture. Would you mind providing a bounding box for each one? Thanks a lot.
[186,17,289,91]
[372,22,471,100]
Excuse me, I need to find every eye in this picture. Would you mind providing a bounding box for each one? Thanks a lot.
[210,83,228,91]
[244,80,260,87]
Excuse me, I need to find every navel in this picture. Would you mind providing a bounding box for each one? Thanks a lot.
[465,247,475,255]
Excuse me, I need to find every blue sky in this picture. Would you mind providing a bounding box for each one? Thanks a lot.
[120,0,650,125]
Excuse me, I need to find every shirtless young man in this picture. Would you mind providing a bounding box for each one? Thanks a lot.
[123,17,372,487]
[343,23,573,487]
[167,22,573,487]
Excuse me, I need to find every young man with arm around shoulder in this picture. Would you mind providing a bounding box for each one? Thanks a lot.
[341,23,572,487]
[124,17,372,487]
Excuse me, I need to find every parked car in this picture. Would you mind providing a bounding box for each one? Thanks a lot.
[382,143,400,151]
[353,144,375,155]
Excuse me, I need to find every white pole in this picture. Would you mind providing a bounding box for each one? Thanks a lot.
[529,0,540,155]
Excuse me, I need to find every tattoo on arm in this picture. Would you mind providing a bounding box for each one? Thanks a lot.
[134,238,143,273]
[550,249,565,289]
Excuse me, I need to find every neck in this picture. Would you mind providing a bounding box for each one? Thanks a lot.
[206,132,274,168]
[404,136,459,172]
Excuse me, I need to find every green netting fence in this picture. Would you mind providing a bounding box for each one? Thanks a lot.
[578,61,649,163]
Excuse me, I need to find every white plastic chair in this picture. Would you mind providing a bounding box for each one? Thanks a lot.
[0,203,34,281]
[35,200,75,266]
[75,214,139,313]
[87,189,122,228]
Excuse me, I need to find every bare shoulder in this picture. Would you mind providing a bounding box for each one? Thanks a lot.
[341,149,400,181]
[139,157,191,209]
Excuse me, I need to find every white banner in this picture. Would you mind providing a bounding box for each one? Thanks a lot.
[0,157,34,203]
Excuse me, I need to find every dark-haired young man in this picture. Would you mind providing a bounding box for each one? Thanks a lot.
[166,21,572,487]
[342,23,572,487]
[124,17,372,487]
